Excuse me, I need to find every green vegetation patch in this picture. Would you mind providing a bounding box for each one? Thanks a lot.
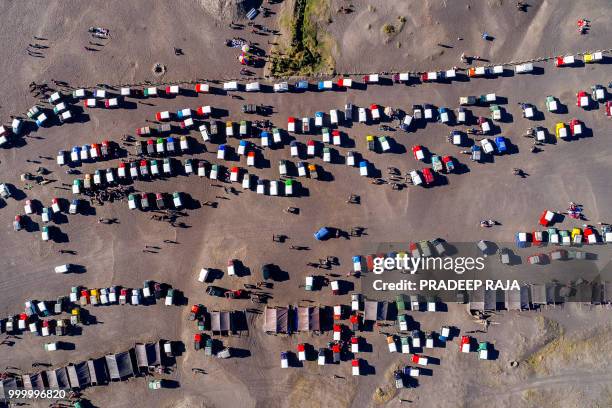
[381,24,396,36]
[270,0,335,76]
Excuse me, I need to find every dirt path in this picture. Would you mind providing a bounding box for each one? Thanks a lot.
[473,371,612,402]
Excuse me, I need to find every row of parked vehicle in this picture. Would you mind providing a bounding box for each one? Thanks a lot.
[70,156,193,191]
[285,102,480,135]
[72,85,185,101]
[516,215,611,265]
[1,102,70,146]
[128,192,182,210]
[286,84,608,139]
[32,98,74,126]
[277,158,323,179]
[3,87,131,146]
[57,141,115,166]
[57,91,604,208]
[218,53,605,95]
[65,88,118,109]
[0,117,25,147]
[13,196,80,237]
[134,135,190,157]
[67,152,304,202]
[3,51,608,145]
[129,106,589,192]
[0,281,178,341]
[351,239,447,272]
[1,312,72,340]
[72,281,177,307]
[71,157,227,187]
[154,105,213,121]
[516,225,612,248]
[52,85,607,205]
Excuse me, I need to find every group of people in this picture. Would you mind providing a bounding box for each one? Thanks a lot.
[26,41,46,58]
[88,26,110,38]
[567,202,583,219]
[480,219,497,228]
[28,81,51,98]
[577,18,590,34]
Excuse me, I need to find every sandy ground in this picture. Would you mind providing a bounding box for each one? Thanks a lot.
[0,1,611,408]
[326,0,612,73]
[0,0,282,120]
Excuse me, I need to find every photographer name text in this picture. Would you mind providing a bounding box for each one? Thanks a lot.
[372,279,520,291]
